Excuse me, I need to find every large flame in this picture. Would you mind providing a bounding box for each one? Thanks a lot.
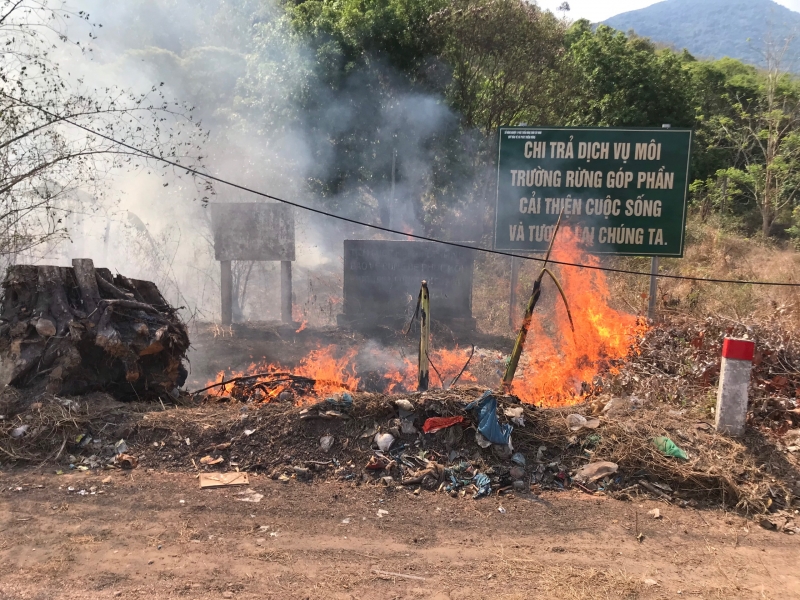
[510,228,647,406]
[208,346,360,402]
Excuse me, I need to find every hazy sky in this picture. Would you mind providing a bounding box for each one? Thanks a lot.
[537,0,800,23]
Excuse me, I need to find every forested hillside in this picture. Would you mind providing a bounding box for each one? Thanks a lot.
[604,0,800,69]
[254,0,800,241]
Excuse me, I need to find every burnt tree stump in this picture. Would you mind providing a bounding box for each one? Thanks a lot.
[0,259,189,399]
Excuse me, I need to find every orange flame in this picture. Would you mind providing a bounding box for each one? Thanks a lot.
[207,346,360,403]
[510,229,647,406]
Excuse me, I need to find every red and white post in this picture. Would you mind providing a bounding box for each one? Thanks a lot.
[715,338,755,437]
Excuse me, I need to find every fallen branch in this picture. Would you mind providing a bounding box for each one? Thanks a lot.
[449,345,476,388]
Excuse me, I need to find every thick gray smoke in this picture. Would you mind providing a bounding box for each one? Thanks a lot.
[43,0,478,325]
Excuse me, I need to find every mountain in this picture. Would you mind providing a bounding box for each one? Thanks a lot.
[603,0,800,69]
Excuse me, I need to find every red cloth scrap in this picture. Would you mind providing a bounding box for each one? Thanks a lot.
[423,415,466,434]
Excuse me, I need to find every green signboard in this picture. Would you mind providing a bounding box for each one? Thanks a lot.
[495,127,693,256]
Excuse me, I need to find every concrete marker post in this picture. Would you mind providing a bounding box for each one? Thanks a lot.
[715,338,755,437]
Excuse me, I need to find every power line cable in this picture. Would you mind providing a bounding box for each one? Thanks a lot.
[4,91,800,288]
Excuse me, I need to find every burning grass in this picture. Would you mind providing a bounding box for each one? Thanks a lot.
[201,344,478,403]
[505,230,649,406]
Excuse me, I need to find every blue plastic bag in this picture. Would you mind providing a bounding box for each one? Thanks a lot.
[465,391,513,445]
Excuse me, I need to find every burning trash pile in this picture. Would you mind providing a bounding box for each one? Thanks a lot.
[0,260,189,400]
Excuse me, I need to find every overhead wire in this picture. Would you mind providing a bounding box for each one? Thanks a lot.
[4,90,800,288]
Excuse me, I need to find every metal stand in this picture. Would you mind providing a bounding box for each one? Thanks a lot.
[281,260,293,324]
[509,256,520,330]
[647,256,659,321]
[220,260,232,325]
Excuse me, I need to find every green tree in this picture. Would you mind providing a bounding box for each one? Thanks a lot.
[566,24,693,128]
[710,47,800,237]
[431,0,570,135]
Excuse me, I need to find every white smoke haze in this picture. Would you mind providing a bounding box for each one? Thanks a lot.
[29,0,484,327]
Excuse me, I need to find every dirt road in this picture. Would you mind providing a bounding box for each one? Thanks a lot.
[1,470,797,599]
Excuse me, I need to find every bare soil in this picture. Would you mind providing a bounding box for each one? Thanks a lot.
[1,469,799,600]
[2,320,799,599]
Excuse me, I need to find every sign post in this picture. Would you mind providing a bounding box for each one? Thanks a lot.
[210,203,295,325]
[495,127,692,257]
[496,127,692,323]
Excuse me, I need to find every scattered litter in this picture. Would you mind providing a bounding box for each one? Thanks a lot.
[653,437,688,460]
[473,473,492,499]
[465,391,513,445]
[400,419,418,435]
[293,466,311,480]
[566,414,587,431]
[366,455,391,471]
[566,414,600,431]
[372,569,427,582]
[237,490,264,503]
[199,472,249,488]
[498,506,506,514]
[394,399,414,412]
[474,431,492,448]
[200,455,224,466]
[574,461,618,483]
[511,452,526,467]
[115,454,138,469]
[114,439,128,454]
[423,415,466,434]
[374,433,395,452]
[648,508,661,519]
[244,429,255,436]
[323,392,353,412]
[320,435,334,453]
[377,509,389,518]
[504,406,525,427]
[11,425,29,438]
[360,423,379,439]
[341,518,351,524]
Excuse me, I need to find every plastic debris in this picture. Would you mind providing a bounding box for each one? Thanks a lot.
[574,461,618,483]
[324,392,353,412]
[503,406,525,427]
[11,425,29,438]
[394,399,414,412]
[474,431,492,448]
[374,432,395,452]
[422,416,466,434]
[465,391,512,445]
[320,435,334,452]
[377,509,389,518]
[511,452,526,467]
[653,436,688,460]
[498,506,506,514]
[648,508,662,519]
[237,490,264,503]
[400,420,418,435]
[114,439,128,454]
[366,455,391,471]
[473,473,492,499]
